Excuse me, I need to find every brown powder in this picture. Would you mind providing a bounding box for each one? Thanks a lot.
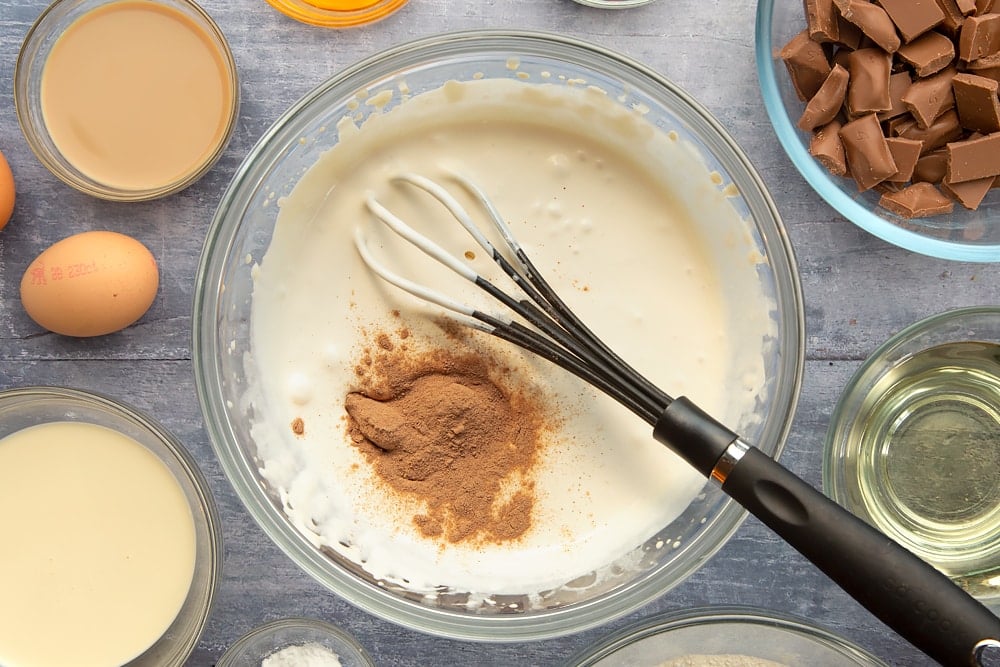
[344,331,547,545]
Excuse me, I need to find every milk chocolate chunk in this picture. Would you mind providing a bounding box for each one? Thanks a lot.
[935,0,967,33]
[952,72,1000,131]
[847,48,893,113]
[977,0,998,14]
[840,113,899,189]
[946,131,1000,180]
[878,71,915,119]
[879,0,946,42]
[838,14,866,48]
[942,174,994,206]
[833,0,902,52]
[913,148,950,180]
[887,114,918,135]
[879,182,955,216]
[799,64,851,130]
[781,30,833,100]
[810,119,848,175]
[966,51,1000,81]
[885,137,925,180]
[902,66,957,127]
[958,0,978,14]
[806,0,840,42]
[958,13,1000,60]
[897,31,956,76]
[898,108,964,152]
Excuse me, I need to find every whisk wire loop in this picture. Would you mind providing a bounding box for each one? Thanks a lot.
[355,223,656,419]
[448,173,672,409]
[358,173,670,422]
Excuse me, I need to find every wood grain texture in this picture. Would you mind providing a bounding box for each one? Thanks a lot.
[1,0,994,664]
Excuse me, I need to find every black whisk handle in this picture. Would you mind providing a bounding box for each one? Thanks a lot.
[653,400,1000,667]
[725,447,1000,666]
[652,397,739,478]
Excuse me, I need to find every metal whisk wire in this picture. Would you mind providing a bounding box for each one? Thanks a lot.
[354,172,671,424]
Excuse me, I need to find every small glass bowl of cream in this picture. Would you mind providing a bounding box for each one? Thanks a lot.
[14,0,239,201]
[263,0,408,27]
[218,618,376,667]
[569,606,888,666]
[0,386,222,666]
[824,306,1000,613]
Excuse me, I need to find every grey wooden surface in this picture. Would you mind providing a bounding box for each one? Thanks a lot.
[1,1,998,665]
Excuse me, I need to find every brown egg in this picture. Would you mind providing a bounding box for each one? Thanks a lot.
[0,149,14,231]
[20,231,159,337]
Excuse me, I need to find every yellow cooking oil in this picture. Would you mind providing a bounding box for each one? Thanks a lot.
[844,341,1000,600]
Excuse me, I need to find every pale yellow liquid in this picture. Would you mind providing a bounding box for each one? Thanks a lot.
[0,421,197,666]
[40,1,233,191]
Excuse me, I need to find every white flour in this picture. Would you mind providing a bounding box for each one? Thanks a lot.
[262,642,342,667]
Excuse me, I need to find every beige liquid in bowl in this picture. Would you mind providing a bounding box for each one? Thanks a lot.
[39,0,234,191]
[0,421,197,666]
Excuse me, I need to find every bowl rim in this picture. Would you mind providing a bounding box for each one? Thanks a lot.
[754,0,1000,263]
[0,384,223,665]
[194,27,806,642]
[13,0,240,202]
[566,604,889,666]
[217,616,376,666]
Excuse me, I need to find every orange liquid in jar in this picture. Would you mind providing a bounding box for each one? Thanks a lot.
[40,1,234,192]
[307,0,390,8]
[265,0,407,27]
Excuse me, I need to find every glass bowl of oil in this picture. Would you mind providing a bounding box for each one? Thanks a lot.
[824,306,1000,611]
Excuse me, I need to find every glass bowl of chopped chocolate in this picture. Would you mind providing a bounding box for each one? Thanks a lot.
[195,30,805,641]
[757,0,1000,261]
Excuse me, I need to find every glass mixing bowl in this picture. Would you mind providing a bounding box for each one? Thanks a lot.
[756,0,1000,262]
[567,606,888,666]
[194,30,805,641]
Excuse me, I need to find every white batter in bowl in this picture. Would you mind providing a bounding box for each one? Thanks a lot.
[194,30,804,641]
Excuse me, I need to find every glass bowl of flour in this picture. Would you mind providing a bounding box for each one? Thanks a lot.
[194,30,805,640]
[568,606,888,666]
[218,617,375,667]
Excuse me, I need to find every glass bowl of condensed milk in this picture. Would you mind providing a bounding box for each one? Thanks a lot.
[14,0,239,201]
[825,306,1000,614]
[0,386,222,666]
[195,30,805,641]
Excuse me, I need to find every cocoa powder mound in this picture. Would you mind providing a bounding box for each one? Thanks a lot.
[344,331,546,545]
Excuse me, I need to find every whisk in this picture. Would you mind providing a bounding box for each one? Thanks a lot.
[355,173,1000,667]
